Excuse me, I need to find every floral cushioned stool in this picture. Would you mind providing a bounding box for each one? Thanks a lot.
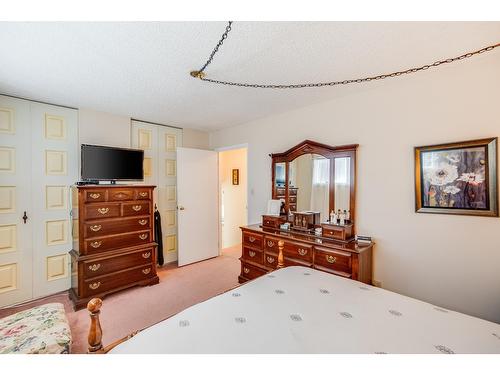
[0,303,71,354]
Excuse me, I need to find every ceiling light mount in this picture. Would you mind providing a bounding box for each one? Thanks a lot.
[190,70,206,79]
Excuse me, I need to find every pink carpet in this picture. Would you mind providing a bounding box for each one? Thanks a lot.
[0,245,241,353]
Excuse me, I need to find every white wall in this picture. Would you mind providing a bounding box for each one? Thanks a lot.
[183,128,210,150]
[78,108,131,147]
[210,54,500,323]
[79,109,210,150]
[219,148,248,248]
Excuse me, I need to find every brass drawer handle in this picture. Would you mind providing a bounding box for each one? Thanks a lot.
[114,193,127,199]
[248,250,256,257]
[298,248,308,256]
[89,282,101,290]
[267,241,275,248]
[139,233,148,240]
[243,267,250,274]
[132,205,142,211]
[89,193,100,199]
[90,241,102,248]
[326,255,337,264]
[139,192,148,197]
[88,263,101,272]
[248,236,256,243]
[89,225,102,232]
[138,219,148,226]
[267,256,275,264]
[142,268,151,275]
[97,207,109,215]
[142,252,151,259]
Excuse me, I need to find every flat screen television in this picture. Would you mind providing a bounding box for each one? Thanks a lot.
[81,144,144,182]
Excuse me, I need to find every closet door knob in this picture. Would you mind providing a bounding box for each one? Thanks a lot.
[22,211,28,224]
[178,206,185,211]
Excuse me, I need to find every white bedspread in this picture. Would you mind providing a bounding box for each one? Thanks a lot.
[111,266,500,354]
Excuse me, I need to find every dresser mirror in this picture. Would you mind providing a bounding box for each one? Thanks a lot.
[270,140,358,225]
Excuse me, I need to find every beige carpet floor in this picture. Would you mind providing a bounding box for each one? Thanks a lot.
[0,245,241,354]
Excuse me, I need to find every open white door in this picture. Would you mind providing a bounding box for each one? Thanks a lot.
[177,147,219,266]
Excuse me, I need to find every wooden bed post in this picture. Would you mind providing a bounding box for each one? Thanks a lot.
[87,298,104,354]
[277,240,285,269]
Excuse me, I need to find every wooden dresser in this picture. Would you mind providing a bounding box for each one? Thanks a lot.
[70,185,159,309]
[239,225,373,284]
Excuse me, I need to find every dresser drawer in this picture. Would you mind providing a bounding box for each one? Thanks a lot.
[84,230,152,254]
[264,253,278,269]
[135,189,151,200]
[240,262,266,280]
[242,231,263,249]
[262,215,285,228]
[275,187,285,196]
[84,190,106,203]
[123,202,150,217]
[83,247,154,278]
[84,216,151,238]
[242,247,263,264]
[314,247,352,276]
[289,196,297,203]
[108,189,135,201]
[81,264,154,298]
[264,236,281,253]
[85,203,121,220]
[283,241,313,262]
[289,204,297,211]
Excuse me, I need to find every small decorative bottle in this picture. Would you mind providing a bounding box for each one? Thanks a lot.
[330,210,335,223]
[332,210,338,224]
[346,210,350,222]
[339,211,345,226]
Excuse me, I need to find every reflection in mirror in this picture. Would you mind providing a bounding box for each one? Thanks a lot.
[289,154,330,221]
[275,162,286,187]
[334,157,351,213]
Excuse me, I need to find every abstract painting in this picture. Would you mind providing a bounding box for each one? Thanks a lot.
[415,138,498,216]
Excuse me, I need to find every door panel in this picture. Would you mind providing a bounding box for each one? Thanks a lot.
[30,102,78,298]
[131,121,182,264]
[157,126,182,263]
[0,95,33,307]
[177,147,219,266]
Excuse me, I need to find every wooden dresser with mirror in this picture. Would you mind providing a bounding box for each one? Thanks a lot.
[240,140,373,284]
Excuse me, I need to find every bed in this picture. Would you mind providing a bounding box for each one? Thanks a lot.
[87,266,500,354]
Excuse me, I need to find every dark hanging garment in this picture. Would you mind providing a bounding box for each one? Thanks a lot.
[154,205,164,266]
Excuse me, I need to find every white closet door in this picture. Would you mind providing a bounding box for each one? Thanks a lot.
[157,126,182,263]
[131,121,183,264]
[31,102,78,298]
[131,120,158,189]
[0,95,33,307]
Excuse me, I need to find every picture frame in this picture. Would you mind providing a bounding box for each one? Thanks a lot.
[232,169,239,185]
[414,138,498,216]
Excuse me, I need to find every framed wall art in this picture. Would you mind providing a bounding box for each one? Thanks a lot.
[415,137,498,216]
[232,169,239,185]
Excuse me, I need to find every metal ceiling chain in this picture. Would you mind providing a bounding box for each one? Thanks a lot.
[190,21,500,89]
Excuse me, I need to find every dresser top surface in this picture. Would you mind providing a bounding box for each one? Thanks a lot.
[74,184,156,189]
[241,224,372,253]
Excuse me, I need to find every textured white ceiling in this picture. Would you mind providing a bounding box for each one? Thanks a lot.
[0,22,499,131]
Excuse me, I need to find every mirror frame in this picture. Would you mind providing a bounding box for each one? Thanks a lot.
[270,139,358,224]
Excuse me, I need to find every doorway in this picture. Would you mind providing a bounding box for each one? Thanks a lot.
[218,146,248,259]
